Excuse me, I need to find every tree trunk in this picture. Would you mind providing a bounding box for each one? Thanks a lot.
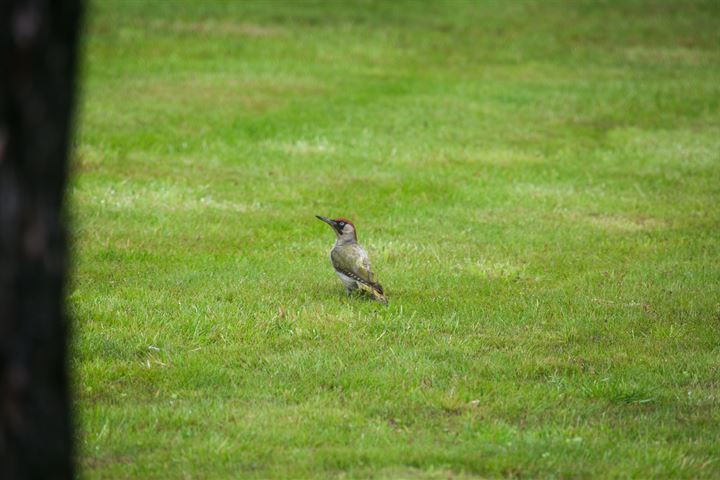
[0,1,82,478]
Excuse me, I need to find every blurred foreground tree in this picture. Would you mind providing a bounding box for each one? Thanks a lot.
[0,0,82,478]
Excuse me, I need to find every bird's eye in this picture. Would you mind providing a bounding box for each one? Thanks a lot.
[338,222,345,228]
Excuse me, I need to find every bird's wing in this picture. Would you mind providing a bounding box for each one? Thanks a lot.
[331,244,377,286]
[331,244,387,304]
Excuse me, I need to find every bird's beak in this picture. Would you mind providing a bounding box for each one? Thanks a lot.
[316,215,339,231]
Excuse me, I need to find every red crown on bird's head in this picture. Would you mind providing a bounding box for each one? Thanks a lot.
[334,217,354,229]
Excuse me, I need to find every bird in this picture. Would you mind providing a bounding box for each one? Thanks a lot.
[316,215,388,304]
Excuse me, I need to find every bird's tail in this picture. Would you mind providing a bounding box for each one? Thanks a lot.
[360,282,388,305]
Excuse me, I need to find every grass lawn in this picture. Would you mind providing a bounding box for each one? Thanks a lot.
[71,0,720,477]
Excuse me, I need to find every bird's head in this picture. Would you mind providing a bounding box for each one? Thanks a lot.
[316,215,357,240]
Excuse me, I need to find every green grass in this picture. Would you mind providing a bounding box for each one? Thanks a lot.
[72,0,720,477]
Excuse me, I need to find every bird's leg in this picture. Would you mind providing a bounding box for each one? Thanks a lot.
[345,281,359,296]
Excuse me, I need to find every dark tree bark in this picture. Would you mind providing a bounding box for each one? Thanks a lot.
[0,0,82,478]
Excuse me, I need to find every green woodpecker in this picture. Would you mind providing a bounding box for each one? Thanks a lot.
[316,215,388,304]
